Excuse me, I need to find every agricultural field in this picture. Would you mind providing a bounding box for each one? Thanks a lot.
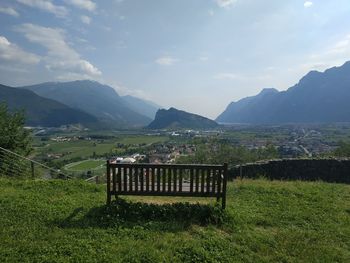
[64,160,105,171]
[116,135,169,145]
[33,134,169,163]
[0,178,349,262]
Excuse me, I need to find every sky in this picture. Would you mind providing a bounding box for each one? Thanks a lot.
[1,0,350,119]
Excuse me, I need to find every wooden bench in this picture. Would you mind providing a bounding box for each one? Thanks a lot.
[106,162,228,209]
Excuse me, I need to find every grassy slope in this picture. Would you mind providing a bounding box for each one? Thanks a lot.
[0,179,349,263]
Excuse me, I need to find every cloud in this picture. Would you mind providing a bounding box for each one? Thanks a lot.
[80,15,91,24]
[0,36,40,64]
[0,7,20,17]
[289,34,350,78]
[155,56,178,66]
[14,23,101,79]
[215,0,236,9]
[16,0,68,17]
[214,72,238,80]
[199,56,209,61]
[311,34,350,60]
[65,0,96,12]
[304,1,313,8]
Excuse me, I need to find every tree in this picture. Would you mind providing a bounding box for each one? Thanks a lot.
[0,103,32,156]
[176,139,279,166]
[333,141,350,157]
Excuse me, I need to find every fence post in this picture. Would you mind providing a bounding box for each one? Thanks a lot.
[31,161,35,178]
[222,163,228,209]
[106,160,111,205]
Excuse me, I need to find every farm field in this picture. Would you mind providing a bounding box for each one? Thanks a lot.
[34,135,169,161]
[0,178,349,262]
[64,159,105,171]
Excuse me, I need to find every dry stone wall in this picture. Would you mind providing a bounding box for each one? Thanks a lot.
[229,158,350,184]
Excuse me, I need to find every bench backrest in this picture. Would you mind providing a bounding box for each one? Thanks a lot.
[106,162,228,207]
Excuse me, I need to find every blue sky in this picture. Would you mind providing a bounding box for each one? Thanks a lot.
[1,0,350,118]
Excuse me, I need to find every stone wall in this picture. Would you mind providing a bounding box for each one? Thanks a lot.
[229,158,350,184]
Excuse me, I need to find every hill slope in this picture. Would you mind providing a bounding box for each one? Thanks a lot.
[20,80,151,127]
[217,61,350,124]
[0,84,97,127]
[148,107,218,129]
[0,178,348,262]
[122,95,160,120]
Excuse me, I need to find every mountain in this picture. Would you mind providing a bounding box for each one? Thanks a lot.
[121,95,160,119]
[148,107,218,129]
[20,80,151,127]
[0,84,97,127]
[217,61,350,124]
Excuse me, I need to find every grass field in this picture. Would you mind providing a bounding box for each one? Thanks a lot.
[117,135,169,145]
[35,135,169,161]
[0,178,349,262]
[64,159,105,171]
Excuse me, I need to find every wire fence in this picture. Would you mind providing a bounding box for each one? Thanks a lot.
[0,146,72,180]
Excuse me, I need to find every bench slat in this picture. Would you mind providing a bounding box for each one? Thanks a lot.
[190,168,194,193]
[112,167,116,193]
[206,168,210,193]
[146,168,149,192]
[195,168,199,193]
[167,167,172,192]
[201,169,205,193]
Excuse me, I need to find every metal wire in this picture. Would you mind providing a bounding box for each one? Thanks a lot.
[0,146,71,179]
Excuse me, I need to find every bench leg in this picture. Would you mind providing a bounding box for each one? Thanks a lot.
[107,192,111,205]
[221,195,226,209]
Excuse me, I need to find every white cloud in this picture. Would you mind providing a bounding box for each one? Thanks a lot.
[80,15,91,24]
[304,1,313,8]
[65,0,96,12]
[15,23,101,78]
[17,0,68,17]
[155,56,178,66]
[214,72,238,80]
[199,56,209,62]
[215,0,236,9]
[288,34,350,79]
[0,7,19,17]
[311,34,350,61]
[0,36,40,64]
[208,9,214,16]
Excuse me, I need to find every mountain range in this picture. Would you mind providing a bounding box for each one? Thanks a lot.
[20,80,152,127]
[148,107,218,129]
[0,84,97,127]
[0,80,161,128]
[217,61,350,124]
[121,95,161,120]
[2,61,350,128]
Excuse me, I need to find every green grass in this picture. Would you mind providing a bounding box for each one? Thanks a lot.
[34,135,169,162]
[116,135,169,145]
[45,140,116,160]
[64,160,105,171]
[0,178,349,262]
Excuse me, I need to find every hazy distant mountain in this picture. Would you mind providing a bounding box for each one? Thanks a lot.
[217,61,350,124]
[121,95,160,119]
[20,80,151,127]
[0,84,97,127]
[148,107,218,129]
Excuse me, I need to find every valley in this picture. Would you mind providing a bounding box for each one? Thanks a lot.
[29,123,350,181]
